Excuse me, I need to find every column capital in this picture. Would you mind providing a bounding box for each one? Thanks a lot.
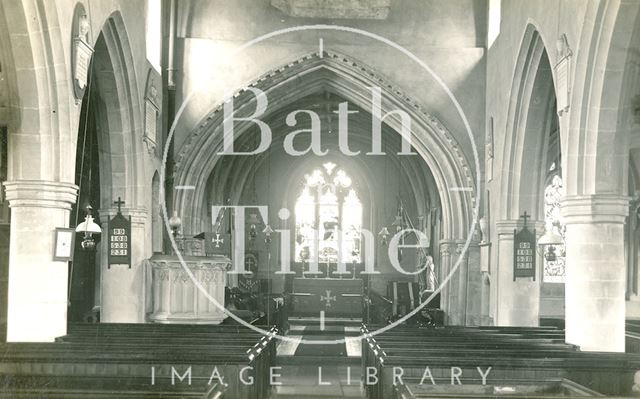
[495,219,545,235]
[439,241,457,256]
[439,239,479,257]
[560,194,629,224]
[3,180,78,210]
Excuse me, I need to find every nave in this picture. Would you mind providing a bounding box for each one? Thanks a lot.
[2,318,640,398]
[1,0,640,397]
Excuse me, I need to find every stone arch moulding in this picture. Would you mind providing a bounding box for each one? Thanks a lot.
[0,0,74,183]
[172,51,476,241]
[92,11,144,210]
[500,23,557,221]
[565,0,640,197]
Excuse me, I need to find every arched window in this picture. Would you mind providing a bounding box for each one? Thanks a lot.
[294,162,362,264]
[543,173,566,282]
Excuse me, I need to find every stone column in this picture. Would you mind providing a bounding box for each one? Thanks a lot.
[99,207,148,322]
[438,241,454,324]
[561,195,628,352]
[449,243,468,325]
[494,220,542,326]
[4,180,78,342]
[439,240,480,325]
[462,241,482,326]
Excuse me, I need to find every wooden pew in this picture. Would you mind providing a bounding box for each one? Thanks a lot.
[626,320,640,353]
[361,324,640,398]
[0,374,226,398]
[0,323,278,399]
[393,377,604,398]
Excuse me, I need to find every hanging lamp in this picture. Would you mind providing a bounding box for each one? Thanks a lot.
[75,204,101,250]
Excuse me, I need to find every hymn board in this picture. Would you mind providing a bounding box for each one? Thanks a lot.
[513,211,536,280]
[108,197,131,268]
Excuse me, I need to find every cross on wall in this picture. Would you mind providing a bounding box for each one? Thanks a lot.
[114,197,125,213]
[520,211,530,228]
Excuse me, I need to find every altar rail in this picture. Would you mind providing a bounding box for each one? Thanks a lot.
[146,254,230,324]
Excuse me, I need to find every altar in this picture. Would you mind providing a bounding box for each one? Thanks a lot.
[290,278,363,319]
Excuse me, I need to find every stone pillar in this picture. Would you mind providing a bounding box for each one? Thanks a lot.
[439,240,480,325]
[561,195,628,352]
[4,180,78,342]
[494,220,542,326]
[438,241,454,324]
[99,207,148,322]
[463,241,482,326]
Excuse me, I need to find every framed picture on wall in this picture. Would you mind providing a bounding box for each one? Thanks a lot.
[53,228,75,261]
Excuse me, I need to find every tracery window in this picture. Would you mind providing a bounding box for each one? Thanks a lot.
[543,174,566,283]
[294,163,362,264]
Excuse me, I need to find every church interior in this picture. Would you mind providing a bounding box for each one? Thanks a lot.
[0,0,640,397]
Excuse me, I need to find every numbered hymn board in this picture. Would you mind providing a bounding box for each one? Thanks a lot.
[513,227,536,280]
[108,212,131,268]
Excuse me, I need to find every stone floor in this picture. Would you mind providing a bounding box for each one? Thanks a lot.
[271,320,365,398]
[271,365,364,398]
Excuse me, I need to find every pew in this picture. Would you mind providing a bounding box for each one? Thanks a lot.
[0,374,226,398]
[394,377,604,398]
[0,323,278,398]
[626,320,640,353]
[361,324,640,398]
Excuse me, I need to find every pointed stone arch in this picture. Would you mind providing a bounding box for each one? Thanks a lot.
[92,11,144,210]
[493,23,560,327]
[89,11,147,323]
[564,0,640,198]
[172,52,476,244]
[0,0,76,183]
[0,0,80,342]
[500,23,558,222]
[559,0,640,352]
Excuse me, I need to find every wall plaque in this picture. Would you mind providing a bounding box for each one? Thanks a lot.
[555,34,572,116]
[513,212,536,280]
[143,70,160,154]
[71,4,94,101]
[108,198,131,268]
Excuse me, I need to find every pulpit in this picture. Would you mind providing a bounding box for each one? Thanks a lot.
[147,254,230,324]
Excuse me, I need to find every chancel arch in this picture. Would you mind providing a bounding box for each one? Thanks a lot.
[173,52,475,245]
[172,52,478,325]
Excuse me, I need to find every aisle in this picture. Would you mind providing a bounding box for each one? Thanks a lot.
[271,320,365,398]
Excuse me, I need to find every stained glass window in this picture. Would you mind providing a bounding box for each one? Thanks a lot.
[543,174,566,283]
[295,163,362,264]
